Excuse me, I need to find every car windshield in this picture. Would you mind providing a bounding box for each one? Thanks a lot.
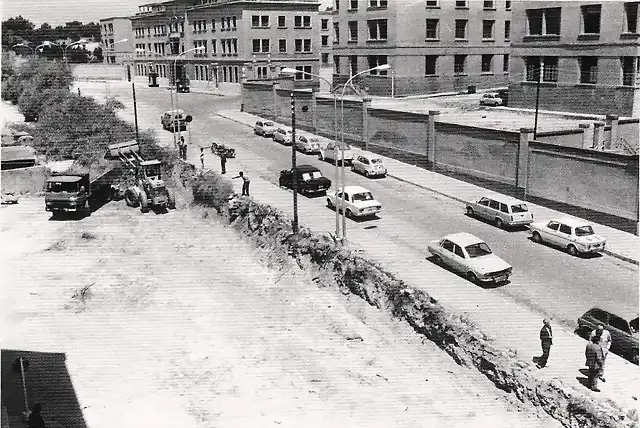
[511,204,528,213]
[265,121,274,126]
[46,181,78,192]
[575,226,594,236]
[353,192,374,202]
[465,242,493,258]
[370,158,383,164]
[301,171,323,181]
[145,165,162,179]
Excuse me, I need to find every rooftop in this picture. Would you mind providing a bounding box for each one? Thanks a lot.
[443,232,485,247]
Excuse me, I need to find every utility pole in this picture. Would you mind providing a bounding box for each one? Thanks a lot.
[127,64,140,140]
[291,92,299,233]
[533,64,541,140]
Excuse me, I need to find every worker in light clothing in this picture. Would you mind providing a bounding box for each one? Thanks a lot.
[233,171,250,196]
[537,318,553,368]
[588,324,612,382]
[200,148,205,169]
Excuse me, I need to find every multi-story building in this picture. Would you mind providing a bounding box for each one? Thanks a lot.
[100,17,134,64]
[129,0,321,88]
[509,1,640,117]
[319,8,334,68]
[331,0,512,96]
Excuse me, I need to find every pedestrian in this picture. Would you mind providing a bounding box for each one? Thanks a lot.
[180,136,186,160]
[588,324,612,382]
[537,318,553,368]
[233,171,250,196]
[28,403,46,428]
[200,148,205,169]
[585,334,604,392]
[177,138,184,160]
[220,151,227,174]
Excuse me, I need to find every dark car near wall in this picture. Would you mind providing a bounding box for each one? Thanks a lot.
[279,164,332,196]
[576,307,638,365]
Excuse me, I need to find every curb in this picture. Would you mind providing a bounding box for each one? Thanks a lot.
[215,112,640,266]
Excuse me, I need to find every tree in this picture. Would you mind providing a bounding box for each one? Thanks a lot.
[93,46,103,62]
[1,15,35,48]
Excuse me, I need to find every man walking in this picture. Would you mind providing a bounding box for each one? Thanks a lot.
[200,148,205,169]
[233,171,250,196]
[180,136,187,160]
[537,318,553,368]
[585,335,604,392]
[220,151,227,174]
[589,324,612,382]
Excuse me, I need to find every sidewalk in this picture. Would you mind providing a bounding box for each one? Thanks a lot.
[130,76,241,97]
[214,109,640,265]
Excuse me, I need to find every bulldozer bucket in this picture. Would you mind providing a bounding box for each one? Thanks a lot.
[106,140,140,159]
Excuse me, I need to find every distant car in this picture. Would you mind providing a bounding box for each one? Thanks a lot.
[428,232,512,284]
[254,120,276,137]
[351,153,387,178]
[326,185,382,218]
[1,192,19,205]
[279,164,331,195]
[466,195,533,229]
[479,93,502,107]
[319,142,354,165]
[576,307,638,365]
[161,109,188,132]
[273,128,293,145]
[529,217,606,256]
[295,134,322,154]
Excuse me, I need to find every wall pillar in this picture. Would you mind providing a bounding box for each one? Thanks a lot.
[578,122,593,149]
[312,88,319,132]
[593,122,605,150]
[272,81,279,120]
[363,96,371,151]
[427,110,440,164]
[606,114,619,150]
[517,128,533,191]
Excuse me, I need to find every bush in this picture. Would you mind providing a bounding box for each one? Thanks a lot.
[192,172,234,213]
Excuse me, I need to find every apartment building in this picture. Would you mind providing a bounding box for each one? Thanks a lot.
[509,1,640,117]
[319,8,334,67]
[100,17,134,64]
[129,0,321,87]
[331,0,512,96]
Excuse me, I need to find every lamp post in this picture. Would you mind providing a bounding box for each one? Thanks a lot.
[174,47,203,146]
[63,40,84,62]
[12,43,34,56]
[281,67,339,239]
[339,63,391,242]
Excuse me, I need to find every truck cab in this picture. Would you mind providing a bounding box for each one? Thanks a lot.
[45,174,91,214]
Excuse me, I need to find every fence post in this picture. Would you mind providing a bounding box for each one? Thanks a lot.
[606,114,619,150]
[593,122,605,150]
[578,122,593,149]
[427,110,439,165]
[517,128,533,195]
[272,81,279,120]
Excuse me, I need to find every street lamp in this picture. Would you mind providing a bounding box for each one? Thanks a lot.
[63,40,85,62]
[281,67,340,239]
[339,63,391,242]
[35,41,63,58]
[173,46,204,146]
[12,43,34,56]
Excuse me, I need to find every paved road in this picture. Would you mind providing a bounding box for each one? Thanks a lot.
[82,82,638,330]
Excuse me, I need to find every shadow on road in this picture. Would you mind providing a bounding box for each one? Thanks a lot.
[425,255,509,289]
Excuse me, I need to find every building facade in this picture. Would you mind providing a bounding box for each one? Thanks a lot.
[319,8,334,68]
[509,1,640,117]
[100,17,134,64]
[331,0,512,96]
[129,0,321,88]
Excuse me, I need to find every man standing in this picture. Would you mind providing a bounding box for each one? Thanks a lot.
[200,148,205,169]
[233,171,250,196]
[585,335,604,392]
[220,151,227,174]
[28,403,46,428]
[589,324,612,382]
[537,318,553,368]
[180,136,187,160]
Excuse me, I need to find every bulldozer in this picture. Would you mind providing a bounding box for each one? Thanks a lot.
[106,140,176,213]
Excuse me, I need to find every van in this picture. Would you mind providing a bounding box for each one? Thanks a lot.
[161,109,188,132]
[465,195,533,229]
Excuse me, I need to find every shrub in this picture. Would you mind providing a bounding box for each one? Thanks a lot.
[192,172,234,213]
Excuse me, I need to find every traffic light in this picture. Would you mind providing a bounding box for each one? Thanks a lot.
[127,65,131,82]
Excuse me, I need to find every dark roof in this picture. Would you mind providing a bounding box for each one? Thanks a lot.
[1,146,35,162]
[296,164,320,172]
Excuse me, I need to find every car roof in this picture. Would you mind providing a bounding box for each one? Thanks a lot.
[358,153,382,160]
[141,160,162,166]
[552,217,592,228]
[47,175,83,183]
[484,92,499,96]
[297,164,320,172]
[164,109,185,115]
[479,195,526,205]
[586,306,639,322]
[339,185,370,194]
[442,232,484,246]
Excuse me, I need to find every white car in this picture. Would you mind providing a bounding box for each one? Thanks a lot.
[529,217,606,256]
[1,192,19,204]
[273,128,293,145]
[326,185,381,218]
[254,120,276,137]
[351,153,387,178]
[319,142,354,165]
[466,195,533,229]
[294,134,322,154]
[428,232,513,284]
[479,93,502,107]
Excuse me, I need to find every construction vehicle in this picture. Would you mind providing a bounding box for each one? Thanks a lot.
[106,140,176,213]
[45,168,116,216]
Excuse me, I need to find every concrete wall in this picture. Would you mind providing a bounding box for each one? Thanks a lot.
[434,123,519,184]
[367,109,429,155]
[536,129,584,148]
[528,143,639,220]
[618,119,639,153]
[243,83,274,118]
[1,166,47,195]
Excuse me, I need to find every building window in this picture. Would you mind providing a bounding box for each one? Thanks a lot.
[322,35,329,46]
[252,38,270,53]
[426,19,439,39]
[483,0,494,9]
[455,20,467,39]
[321,19,329,30]
[349,0,358,10]
[278,16,286,28]
[335,0,339,10]
[211,19,216,31]
[580,57,598,83]
[425,55,437,75]
[295,65,312,80]
[483,20,495,39]
[526,57,540,81]
[322,53,330,64]
[527,8,561,35]
[334,55,340,73]
[481,54,493,72]
[625,2,638,33]
[581,5,601,34]
[350,55,358,75]
[252,15,269,28]
[369,0,387,7]
[348,21,358,41]
[367,19,387,40]
[211,39,217,55]
[295,39,312,52]
[257,66,268,79]
[504,20,510,41]
[279,39,287,52]
[334,23,340,42]
[506,1,511,10]
[426,0,439,7]
[622,57,636,85]
[294,15,312,28]
[367,55,388,75]
[232,17,237,28]
[543,57,558,82]
[455,0,467,7]
[454,55,466,74]
[503,54,509,72]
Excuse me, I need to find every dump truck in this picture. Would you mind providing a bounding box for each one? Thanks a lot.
[106,140,176,213]
[45,169,116,216]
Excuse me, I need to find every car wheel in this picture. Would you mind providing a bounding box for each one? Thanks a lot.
[351,164,356,172]
[466,207,474,216]
[532,232,542,243]
[432,255,442,265]
[327,198,334,208]
[364,170,370,178]
[346,209,353,219]
[567,244,579,257]
[495,218,504,229]
[467,272,479,283]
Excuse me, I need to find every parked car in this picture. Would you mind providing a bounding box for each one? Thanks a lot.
[529,217,606,256]
[576,307,638,365]
[1,192,19,205]
[351,153,387,178]
[479,93,503,107]
[295,134,322,154]
[466,195,533,229]
[254,120,276,137]
[279,164,332,195]
[273,128,294,145]
[326,185,382,218]
[428,232,512,284]
[319,142,354,165]
[161,109,188,132]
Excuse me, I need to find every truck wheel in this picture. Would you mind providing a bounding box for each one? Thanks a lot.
[140,191,150,213]
[167,188,176,209]
[124,188,140,207]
